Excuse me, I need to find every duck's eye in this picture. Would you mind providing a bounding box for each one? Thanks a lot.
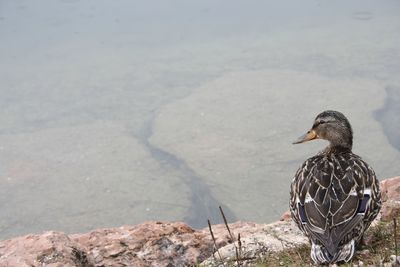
[313,120,326,128]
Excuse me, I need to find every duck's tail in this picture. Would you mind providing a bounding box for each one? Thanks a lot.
[310,239,355,264]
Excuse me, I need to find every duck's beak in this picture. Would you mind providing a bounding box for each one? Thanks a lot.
[293,129,317,144]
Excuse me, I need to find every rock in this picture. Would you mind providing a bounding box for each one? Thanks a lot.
[0,231,93,267]
[357,249,371,258]
[200,220,308,266]
[0,220,298,267]
[389,254,400,266]
[71,221,212,267]
[380,176,400,221]
[0,222,212,267]
[280,210,292,221]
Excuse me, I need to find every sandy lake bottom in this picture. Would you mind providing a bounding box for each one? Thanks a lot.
[0,0,399,239]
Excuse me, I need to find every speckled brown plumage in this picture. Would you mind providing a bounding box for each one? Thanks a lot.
[290,110,381,264]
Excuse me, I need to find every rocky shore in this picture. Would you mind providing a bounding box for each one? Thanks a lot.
[0,177,399,267]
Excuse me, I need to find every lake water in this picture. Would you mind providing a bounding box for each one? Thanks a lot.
[0,0,400,240]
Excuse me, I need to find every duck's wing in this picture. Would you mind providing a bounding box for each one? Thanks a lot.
[290,153,381,259]
[290,155,321,232]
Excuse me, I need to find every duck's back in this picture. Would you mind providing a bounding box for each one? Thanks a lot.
[290,152,381,263]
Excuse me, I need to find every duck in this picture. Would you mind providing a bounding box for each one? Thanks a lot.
[290,110,381,264]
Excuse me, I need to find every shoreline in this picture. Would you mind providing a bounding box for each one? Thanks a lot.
[1,176,399,266]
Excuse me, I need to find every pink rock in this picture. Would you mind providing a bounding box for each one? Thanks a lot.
[70,221,213,267]
[379,176,400,221]
[380,176,400,201]
[280,210,292,221]
[0,231,93,267]
[0,220,271,267]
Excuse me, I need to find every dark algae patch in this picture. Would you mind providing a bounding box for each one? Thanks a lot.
[135,111,237,228]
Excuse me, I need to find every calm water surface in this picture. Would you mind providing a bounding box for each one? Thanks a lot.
[0,0,400,239]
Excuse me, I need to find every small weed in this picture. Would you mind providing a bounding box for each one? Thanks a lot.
[256,244,312,267]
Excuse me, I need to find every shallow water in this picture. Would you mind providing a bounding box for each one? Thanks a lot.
[0,0,399,239]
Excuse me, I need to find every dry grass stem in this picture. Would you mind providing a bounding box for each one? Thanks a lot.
[219,206,241,266]
[208,219,224,264]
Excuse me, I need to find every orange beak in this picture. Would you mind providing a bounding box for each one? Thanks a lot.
[293,129,318,144]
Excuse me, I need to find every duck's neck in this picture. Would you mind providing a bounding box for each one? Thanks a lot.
[323,143,352,155]
[324,127,353,154]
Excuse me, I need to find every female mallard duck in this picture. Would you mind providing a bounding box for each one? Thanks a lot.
[290,110,381,264]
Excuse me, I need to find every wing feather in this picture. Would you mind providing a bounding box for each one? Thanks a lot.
[290,152,381,263]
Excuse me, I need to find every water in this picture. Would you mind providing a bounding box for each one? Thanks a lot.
[0,0,400,240]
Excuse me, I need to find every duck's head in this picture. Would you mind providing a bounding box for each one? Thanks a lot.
[293,110,353,150]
